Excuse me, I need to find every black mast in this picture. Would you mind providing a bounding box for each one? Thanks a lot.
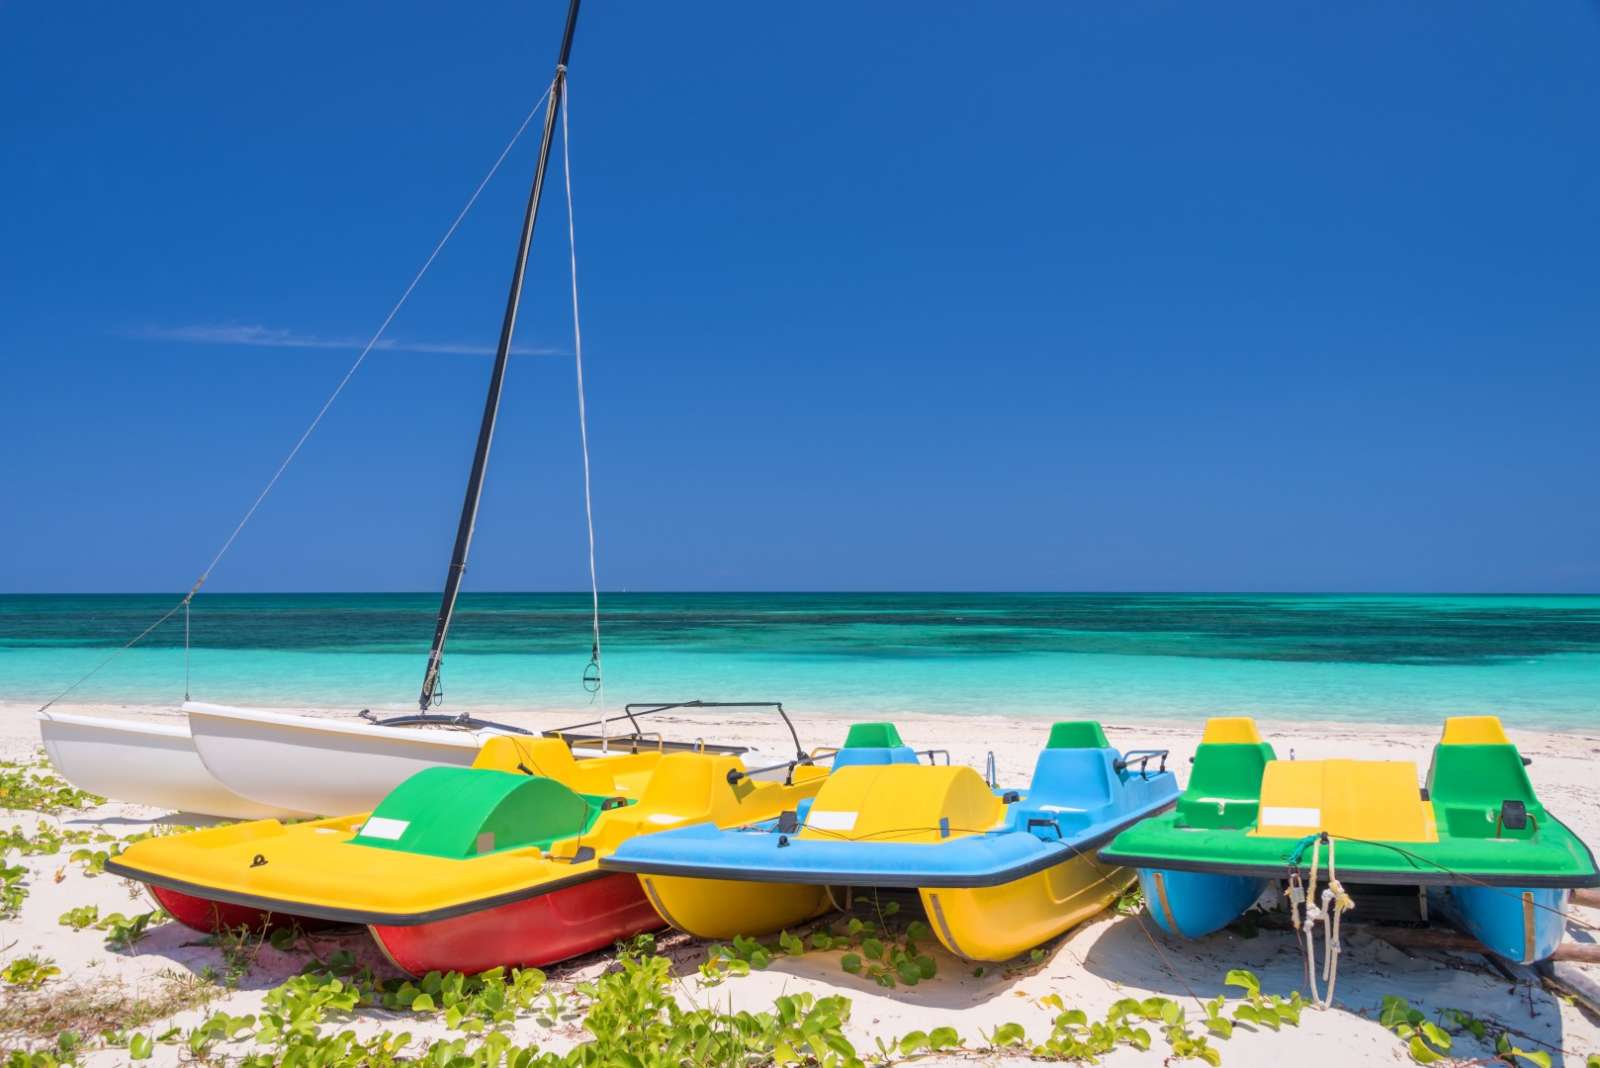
[418,0,582,713]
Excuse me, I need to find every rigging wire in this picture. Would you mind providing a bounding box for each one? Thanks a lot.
[35,86,554,717]
[561,80,607,743]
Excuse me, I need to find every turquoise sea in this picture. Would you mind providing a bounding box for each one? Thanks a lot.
[2,594,1597,729]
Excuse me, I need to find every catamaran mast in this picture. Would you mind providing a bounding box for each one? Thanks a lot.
[418,0,582,713]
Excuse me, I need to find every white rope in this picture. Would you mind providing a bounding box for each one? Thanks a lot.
[1290,835,1351,1010]
[561,80,607,752]
[1321,839,1352,1007]
[34,87,553,717]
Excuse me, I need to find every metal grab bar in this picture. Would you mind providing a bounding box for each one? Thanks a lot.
[728,748,839,787]
[1114,749,1170,779]
[548,700,807,763]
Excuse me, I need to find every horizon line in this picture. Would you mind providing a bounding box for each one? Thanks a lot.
[3,589,1596,598]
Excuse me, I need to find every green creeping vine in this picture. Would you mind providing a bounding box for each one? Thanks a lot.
[0,855,25,919]
[1381,997,1557,1068]
[572,936,859,1067]
[6,935,1335,1068]
[0,771,196,928]
[1222,969,1303,1031]
[1,824,96,856]
[100,908,170,949]
[128,935,862,1068]
[881,1026,962,1059]
[882,969,1300,1065]
[1113,883,1145,916]
[2,1032,83,1068]
[1,956,62,991]
[56,904,172,946]
[699,902,941,990]
[0,759,104,815]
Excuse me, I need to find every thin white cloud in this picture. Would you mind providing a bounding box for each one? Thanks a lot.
[123,323,565,357]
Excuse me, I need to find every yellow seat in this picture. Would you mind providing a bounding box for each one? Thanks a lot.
[472,736,661,798]
[473,736,580,777]
[799,765,1003,844]
[1439,716,1510,746]
[1199,717,1264,745]
[1251,759,1437,843]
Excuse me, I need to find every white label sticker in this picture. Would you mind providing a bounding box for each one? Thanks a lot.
[360,816,410,840]
[1259,806,1321,827]
[806,810,858,832]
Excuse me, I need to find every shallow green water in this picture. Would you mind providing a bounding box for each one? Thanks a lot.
[3,593,1597,728]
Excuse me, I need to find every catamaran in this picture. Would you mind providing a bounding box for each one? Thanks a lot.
[38,0,754,818]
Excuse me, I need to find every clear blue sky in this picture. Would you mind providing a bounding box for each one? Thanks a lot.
[4,2,1597,594]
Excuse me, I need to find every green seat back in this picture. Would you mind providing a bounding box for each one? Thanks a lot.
[354,767,606,859]
[1176,742,1276,830]
[843,722,905,749]
[1045,721,1111,749]
[1426,744,1542,838]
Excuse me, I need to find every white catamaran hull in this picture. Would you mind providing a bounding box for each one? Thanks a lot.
[184,702,488,817]
[37,711,300,820]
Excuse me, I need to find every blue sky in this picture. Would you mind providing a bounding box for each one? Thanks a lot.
[3,2,1597,594]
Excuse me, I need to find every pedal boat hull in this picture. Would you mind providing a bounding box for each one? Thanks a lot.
[109,744,827,973]
[1100,717,1599,962]
[609,723,1180,962]
[370,871,662,974]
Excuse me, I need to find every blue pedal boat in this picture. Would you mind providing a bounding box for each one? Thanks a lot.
[602,721,1179,961]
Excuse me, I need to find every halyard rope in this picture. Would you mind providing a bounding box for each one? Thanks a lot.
[561,80,607,746]
[35,87,554,716]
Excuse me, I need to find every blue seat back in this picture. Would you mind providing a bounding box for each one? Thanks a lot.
[1024,747,1119,812]
[833,745,920,769]
[832,721,920,769]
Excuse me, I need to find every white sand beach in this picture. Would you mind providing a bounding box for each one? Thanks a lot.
[2,699,1597,1065]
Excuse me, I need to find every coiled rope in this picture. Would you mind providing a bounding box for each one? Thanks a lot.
[35,87,554,716]
[1286,833,1353,1009]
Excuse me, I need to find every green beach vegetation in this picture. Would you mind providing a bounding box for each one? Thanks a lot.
[4,894,1594,1065]
[1,931,1315,1066]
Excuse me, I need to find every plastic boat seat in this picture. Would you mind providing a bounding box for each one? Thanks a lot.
[627,754,741,825]
[473,736,581,779]
[1018,748,1118,835]
[1045,721,1111,749]
[471,735,659,798]
[832,721,920,769]
[800,764,1004,843]
[594,752,807,847]
[353,768,602,859]
[1252,759,1437,842]
[1174,719,1276,830]
[1426,716,1543,839]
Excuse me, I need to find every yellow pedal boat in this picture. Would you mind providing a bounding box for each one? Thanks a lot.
[108,735,827,973]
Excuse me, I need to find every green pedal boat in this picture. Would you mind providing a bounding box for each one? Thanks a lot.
[1100,716,1597,965]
